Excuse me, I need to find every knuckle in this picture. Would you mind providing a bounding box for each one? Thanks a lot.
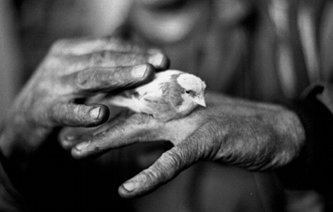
[161,150,183,171]
[50,104,89,126]
[74,68,117,90]
[109,68,127,82]
[142,169,160,185]
[73,67,129,91]
[74,69,95,89]
[42,55,64,69]
[90,52,104,64]
[73,105,85,116]
[89,51,111,65]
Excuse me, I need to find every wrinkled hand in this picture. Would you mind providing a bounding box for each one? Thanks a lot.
[0,37,168,160]
[60,92,305,198]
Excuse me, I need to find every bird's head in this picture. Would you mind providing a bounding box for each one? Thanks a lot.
[177,73,207,107]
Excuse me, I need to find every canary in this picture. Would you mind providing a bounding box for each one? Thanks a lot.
[109,70,206,121]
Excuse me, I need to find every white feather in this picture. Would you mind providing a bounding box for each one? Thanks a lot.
[135,70,182,97]
[109,70,182,112]
[108,70,206,120]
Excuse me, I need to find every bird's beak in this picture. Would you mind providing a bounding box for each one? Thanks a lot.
[194,96,206,107]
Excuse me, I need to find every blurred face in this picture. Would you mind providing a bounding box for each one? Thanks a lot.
[125,0,248,94]
[129,0,211,44]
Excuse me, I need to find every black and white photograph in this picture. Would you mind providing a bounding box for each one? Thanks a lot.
[0,0,331,211]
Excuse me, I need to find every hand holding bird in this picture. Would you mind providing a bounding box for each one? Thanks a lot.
[108,70,206,121]
[60,92,304,198]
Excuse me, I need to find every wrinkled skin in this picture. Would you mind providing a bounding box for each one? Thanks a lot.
[0,37,169,172]
[59,92,305,198]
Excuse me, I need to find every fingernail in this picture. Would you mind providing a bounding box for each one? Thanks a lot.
[131,65,148,78]
[75,142,90,151]
[148,53,165,67]
[122,182,137,192]
[89,107,101,120]
[65,135,77,141]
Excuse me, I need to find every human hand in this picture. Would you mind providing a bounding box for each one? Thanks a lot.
[0,37,168,161]
[59,92,305,198]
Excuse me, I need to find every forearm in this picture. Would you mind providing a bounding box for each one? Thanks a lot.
[0,77,55,159]
[0,109,51,177]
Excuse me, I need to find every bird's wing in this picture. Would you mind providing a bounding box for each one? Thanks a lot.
[109,87,164,114]
[139,81,181,117]
[160,77,184,108]
[109,70,185,119]
[134,70,182,97]
[134,79,163,99]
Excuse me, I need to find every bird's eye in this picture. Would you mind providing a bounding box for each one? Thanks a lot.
[185,90,195,96]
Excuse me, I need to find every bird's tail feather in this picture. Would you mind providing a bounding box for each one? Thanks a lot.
[109,96,141,113]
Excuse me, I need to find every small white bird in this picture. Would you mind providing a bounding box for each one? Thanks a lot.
[109,70,206,121]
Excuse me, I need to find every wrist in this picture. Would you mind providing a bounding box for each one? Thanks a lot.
[0,110,50,163]
[277,86,333,190]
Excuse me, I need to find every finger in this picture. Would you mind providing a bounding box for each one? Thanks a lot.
[50,37,146,55]
[70,111,205,158]
[66,50,169,70]
[70,114,162,158]
[117,122,214,198]
[118,142,198,198]
[49,103,109,127]
[58,106,124,150]
[60,134,82,150]
[58,127,95,150]
[67,64,154,93]
[89,50,168,69]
